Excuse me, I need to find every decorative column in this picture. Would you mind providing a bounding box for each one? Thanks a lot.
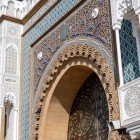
[138,14,140,27]
[0,106,3,139]
[13,107,18,140]
[135,7,140,27]
[5,106,11,140]
[113,23,124,86]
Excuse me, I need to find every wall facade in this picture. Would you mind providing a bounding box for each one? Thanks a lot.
[0,20,22,140]
[0,0,139,139]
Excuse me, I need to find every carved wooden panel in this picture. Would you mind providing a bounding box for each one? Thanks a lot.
[68,72,109,140]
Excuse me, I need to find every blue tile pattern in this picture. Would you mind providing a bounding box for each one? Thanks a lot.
[120,19,140,83]
[21,0,80,139]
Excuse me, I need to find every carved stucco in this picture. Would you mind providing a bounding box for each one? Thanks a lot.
[0,0,42,19]
[124,86,140,117]
[28,1,121,139]
[33,0,114,93]
[5,23,21,39]
[1,83,18,106]
[110,0,140,134]
[0,18,21,140]
[31,42,120,139]
[0,20,21,109]
[110,0,140,29]
[119,77,140,127]
[4,92,16,107]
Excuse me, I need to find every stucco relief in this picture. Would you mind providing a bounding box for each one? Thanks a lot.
[4,76,17,84]
[5,22,21,39]
[32,43,120,139]
[124,86,140,117]
[0,0,39,19]
[0,21,20,109]
[31,1,121,138]
[1,83,18,105]
[92,8,99,19]
[5,38,20,49]
[110,0,140,29]
[5,45,17,74]
[4,92,16,107]
[2,84,18,94]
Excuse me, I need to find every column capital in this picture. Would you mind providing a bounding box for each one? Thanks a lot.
[113,22,122,30]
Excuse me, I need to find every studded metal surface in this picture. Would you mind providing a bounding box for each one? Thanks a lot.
[68,73,109,140]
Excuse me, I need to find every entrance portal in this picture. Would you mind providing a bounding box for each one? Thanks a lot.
[42,65,109,140]
[34,43,119,140]
[68,73,109,140]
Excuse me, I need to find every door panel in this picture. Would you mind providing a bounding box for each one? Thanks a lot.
[68,73,109,140]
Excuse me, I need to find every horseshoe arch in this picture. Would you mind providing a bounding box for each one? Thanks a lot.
[32,39,120,140]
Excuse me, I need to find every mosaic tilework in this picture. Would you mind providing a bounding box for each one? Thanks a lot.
[24,0,58,32]
[33,0,113,93]
[120,19,140,83]
[21,0,81,139]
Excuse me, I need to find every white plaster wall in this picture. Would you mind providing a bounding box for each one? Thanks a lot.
[0,20,22,140]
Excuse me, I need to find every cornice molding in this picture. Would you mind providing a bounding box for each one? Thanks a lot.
[113,22,122,30]
[0,15,22,24]
[30,0,85,46]
[0,0,59,26]
[22,0,61,36]
[22,0,49,24]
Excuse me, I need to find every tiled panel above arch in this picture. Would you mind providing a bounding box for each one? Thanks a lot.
[33,0,113,94]
[21,1,84,139]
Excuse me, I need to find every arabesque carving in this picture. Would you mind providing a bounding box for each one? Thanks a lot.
[32,44,120,139]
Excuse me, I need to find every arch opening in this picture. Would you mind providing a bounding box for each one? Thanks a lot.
[42,65,109,140]
[34,43,119,140]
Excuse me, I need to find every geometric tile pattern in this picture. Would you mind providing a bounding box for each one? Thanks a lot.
[33,0,113,94]
[24,0,58,31]
[5,46,17,74]
[120,19,140,83]
[21,0,81,139]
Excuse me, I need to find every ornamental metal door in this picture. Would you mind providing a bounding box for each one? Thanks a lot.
[68,73,109,140]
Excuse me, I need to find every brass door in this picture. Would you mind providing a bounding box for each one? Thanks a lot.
[68,73,109,140]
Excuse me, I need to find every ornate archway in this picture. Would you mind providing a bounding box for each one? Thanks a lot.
[32,42,121,139]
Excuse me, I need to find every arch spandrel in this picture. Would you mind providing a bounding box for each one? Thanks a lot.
[31,41,120,139]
